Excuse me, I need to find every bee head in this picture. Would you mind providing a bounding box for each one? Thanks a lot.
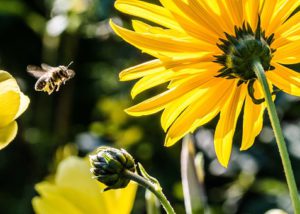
[67,69,75,78]
[58,61,75,78]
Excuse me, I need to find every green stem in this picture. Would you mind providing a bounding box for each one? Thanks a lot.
[123,170,176,214]
[252,60,300,213]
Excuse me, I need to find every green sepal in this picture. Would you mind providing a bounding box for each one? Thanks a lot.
[137,163,161,191]
[247,79,265,105]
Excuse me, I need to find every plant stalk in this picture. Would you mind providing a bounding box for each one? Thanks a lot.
[123,169,176,214]
[252,60,300,213]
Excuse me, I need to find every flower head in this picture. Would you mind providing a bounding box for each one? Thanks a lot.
[0,70,29,149]
[32,156,137,214]
[90,146,136,191]
[111,0,300,167]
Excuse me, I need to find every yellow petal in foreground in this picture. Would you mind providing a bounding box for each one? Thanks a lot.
[15,92,30,119]
[115,0,181,30]
[119,59,165,81]
[265,1,299,36]
[267,63,300,96]
[241,82,265,151]
[126,72,216,116]
[0,121,18,150]
[214,84,246,167]
[34,182,108,214]
[0,71,19,92]
[165,79,234,147]
[111,21,214,54]
[272,40,300,64]
[0,91,20,128]
[33,156,137,214]
[33,186,83,214]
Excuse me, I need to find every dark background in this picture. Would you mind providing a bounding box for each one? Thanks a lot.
[0,0,300,213]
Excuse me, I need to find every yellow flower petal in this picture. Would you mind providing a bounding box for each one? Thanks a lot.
[164,79,235,147]
[171,0,225,38]
[185,0,234,35]
[110,21,215,54]
[0,121,18,150]
[119,55,215,82]
[0,71,19,93]
[101,182,137,214]
[241,82,265,150]
[267,63,300,96]
[131,70,183,99]
[266,0,299,36]
[115,0,182,30]
[243,0,260,30]
[225,0,244,27]
[119,59,165,81]
[33,187,83,214]
[273,39,300,64]
[260,0,278,32]
[159,0,218,44]
[214,84,247,167]
[169,9,219,44]
[0,91,20,128]
[55,157,102,197]
[212,0,235,33]
[34,182,106,213]
[132,20,186,38]
[272,12,300,48]
[15,92,30,119]
[0,70,13,82]
[131,61,221,98]
[126,71,217,116]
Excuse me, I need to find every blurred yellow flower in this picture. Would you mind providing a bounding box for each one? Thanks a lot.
[32,156,137,214]
[111,0,300,167]
[0,70,29,149]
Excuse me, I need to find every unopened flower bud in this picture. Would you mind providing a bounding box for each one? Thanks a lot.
[90,147,135,191]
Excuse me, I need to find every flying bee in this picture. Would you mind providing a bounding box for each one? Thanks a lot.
[27,62,75,95]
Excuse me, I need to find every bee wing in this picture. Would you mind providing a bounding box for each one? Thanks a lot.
[27,65,46,78]
[41,63,55,71]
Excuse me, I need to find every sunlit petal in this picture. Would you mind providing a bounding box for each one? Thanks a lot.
[214,84,246,167]
[165,79,235,146]
[0,121,18,150]
[267,63,300,96]
[241,82,265,150]
[0,91,20,128]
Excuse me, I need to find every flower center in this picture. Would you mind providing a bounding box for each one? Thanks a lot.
[214,19,276,86]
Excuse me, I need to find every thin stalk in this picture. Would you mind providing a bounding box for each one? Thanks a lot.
[252,60,300,213]
[123,170,176,214]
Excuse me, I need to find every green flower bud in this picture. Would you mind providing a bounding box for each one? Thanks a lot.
[90,146,135,191]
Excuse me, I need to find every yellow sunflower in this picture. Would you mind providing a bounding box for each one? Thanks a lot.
[111,0,300,167]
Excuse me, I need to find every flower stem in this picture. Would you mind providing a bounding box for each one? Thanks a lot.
[252,60,300,213]
[123,169,176,214]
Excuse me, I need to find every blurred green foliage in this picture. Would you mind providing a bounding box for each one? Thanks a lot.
[0,0,299,213]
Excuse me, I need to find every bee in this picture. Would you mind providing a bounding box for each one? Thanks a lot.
[27,62,75,95]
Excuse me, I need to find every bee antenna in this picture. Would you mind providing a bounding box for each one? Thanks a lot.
[67,61,74,68]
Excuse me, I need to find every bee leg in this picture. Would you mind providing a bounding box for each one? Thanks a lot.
[56,84,61,91]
